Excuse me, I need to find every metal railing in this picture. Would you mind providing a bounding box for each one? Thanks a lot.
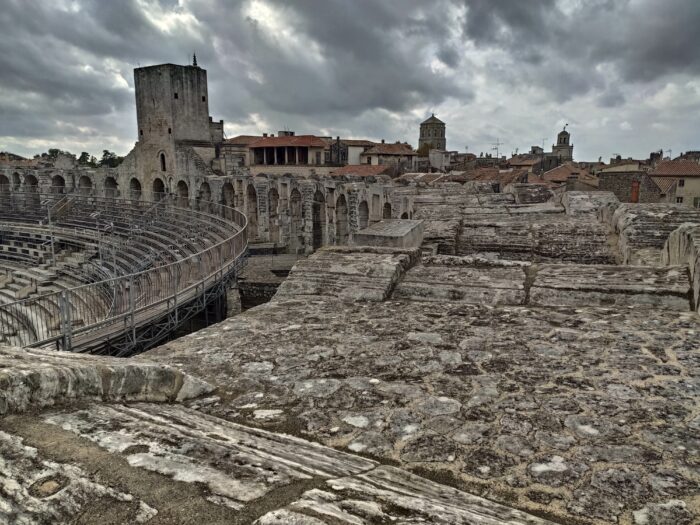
[0,187,247,353]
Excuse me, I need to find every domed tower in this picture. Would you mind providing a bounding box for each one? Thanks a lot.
[551,124,573,161]
[419,114,446,151]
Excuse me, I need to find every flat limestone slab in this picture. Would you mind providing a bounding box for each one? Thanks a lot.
[353,219,424,249]
[0,346,213,415]
[394,257,528,305]
[1,402,551,524]
[275,246,419,301]
[530,264,691,309]
[257,465,550,524]
[145,298,700,524]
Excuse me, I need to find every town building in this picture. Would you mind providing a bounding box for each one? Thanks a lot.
[359,141,417,171]
[650,160,700,207]
[418,114,446,151]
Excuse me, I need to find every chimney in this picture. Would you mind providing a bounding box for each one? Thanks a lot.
[263,133,268,138]
[381,139,385,144]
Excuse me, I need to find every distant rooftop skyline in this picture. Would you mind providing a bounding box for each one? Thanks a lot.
[1,0,699,161]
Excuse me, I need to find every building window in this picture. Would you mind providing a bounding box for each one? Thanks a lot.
[679,179,685,187]
[160,153,166,172]
[202,96,206,102]
[168,128,172,134]
[139,129,143,136]
[174,92,178,99]
[694,197,700,208]
[676,197,684,203]
[366,157,371,164]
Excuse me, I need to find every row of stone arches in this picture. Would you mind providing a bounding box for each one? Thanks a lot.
[240,182,392,251]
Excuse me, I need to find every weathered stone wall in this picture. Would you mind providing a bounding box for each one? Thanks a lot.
[663,223,700,310]
[598,171,661,203]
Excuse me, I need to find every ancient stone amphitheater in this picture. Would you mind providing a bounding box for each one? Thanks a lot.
[0,185,247,355]
[1,182,699,525]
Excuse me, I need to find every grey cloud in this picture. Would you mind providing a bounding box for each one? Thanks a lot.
[0,0,699,161]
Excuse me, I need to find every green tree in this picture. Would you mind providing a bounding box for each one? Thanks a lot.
[98,150,124,168]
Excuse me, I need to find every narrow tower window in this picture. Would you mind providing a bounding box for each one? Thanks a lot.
[174,92,179,99]
[202,96,206,102]
[160,153,166,172]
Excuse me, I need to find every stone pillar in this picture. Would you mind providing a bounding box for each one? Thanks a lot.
[263,148,267,165]
[226,281,242,317]
[285,148,288,165]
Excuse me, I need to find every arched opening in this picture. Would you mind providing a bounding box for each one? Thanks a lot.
[401,212,409,219]
[78,175,92,195]
[358,200,369,229]
[152,178,165,201]
[0,174,9,203]
[312,190,326,250]
[222,182,235,220]
[246,184,258,239]
[289,188,302,252]
[383,202,392,219]
[129,178,142,200]
[160,153,166,172]
[176,180,189,208]
[51,175,65,194]
[105,176,118,198]
[24,174,39,206]
[197,181,211,212]
[11,173,20,191]
[268,188,280,243]
[335,194,349,245]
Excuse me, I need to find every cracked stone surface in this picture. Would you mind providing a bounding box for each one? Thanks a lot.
[0,402,552,524]
[144,293,700,524]
[0,345,214,415]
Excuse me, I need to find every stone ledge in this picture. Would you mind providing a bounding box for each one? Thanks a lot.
[0,346,214,415]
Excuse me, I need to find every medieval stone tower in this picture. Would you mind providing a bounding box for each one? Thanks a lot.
[551,125,573,161]
[418,114,446,151]
[129,58,223,190]
[135,61,211,145]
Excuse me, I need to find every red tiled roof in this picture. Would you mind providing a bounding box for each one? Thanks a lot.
[465,168,528,185]
[362,143,417,156]
[330,165,391,177]
[225,135,261,146]
[542,163,596,184]
[650,176,679,193]
[248,135,327,148]
[651,160,700,177]
[508,156,541,167]
[341,139,378,147]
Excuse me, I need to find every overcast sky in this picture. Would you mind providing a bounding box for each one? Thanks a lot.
[1,0,699,161]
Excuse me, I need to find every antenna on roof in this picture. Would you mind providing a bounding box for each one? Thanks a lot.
[665,148,672,159]
[491,138,503,159]
[192,52,198,67]
[563,123,568,132]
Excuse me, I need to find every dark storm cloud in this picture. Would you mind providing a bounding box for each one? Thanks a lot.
[0,0,699,159]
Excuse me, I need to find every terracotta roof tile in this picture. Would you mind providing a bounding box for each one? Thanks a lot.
[225,135,261,146]
[248,135,327,148]
[650,160,700,177]
[362,143,417,156]
[330,165,391,177]
[650,176,679,193]
[341,139,378,147]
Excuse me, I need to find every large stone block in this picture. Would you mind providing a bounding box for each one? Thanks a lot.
[663,223,700,310]
[353,219,424,249]
[530,264,690,310]
[0,346,213,415]
[275,246,420,301]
